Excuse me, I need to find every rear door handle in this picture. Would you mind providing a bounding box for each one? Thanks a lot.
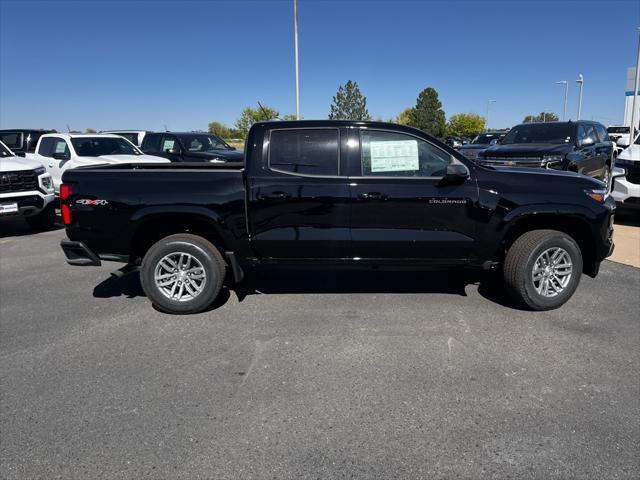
[258,191,291,200]
[357,192,387,200]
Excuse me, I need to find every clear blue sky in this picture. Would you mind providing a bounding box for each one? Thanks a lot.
[1,0,639,132]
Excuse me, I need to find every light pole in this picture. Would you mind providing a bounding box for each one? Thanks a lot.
[486,99,496,130]
[555,81,568,121]
[576,74,584,120]
[293,0,300,120]
[630,27,640,140]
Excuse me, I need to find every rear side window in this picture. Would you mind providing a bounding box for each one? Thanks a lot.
[269,129,339,176]
[0,132,22,150]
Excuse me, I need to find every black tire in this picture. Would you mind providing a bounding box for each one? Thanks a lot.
[503,229,583,311]
[25,203,56,231]
[140,234,226,314]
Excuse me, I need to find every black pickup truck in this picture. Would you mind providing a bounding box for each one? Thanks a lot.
[60,120,615,314]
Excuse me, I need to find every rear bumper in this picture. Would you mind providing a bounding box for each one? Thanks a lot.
[60,239,102,266]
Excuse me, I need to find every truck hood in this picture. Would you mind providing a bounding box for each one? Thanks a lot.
[459,144,489,151]
[618,144,640,161]
[481,143,572,158]
[185,150,244,162]
[82,154,170,164]
[0,155,45,172]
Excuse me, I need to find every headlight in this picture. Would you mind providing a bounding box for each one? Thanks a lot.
[584,188,607,203]
[543,155,564,162]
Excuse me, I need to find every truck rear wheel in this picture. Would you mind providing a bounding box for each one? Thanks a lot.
[503,229,582,311]
[140,234,226,314]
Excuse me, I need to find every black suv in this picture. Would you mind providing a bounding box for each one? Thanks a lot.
[477,121,613,187]
[0,129,56,157]
[141,132,243,162]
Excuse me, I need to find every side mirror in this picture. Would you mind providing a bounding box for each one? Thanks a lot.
[616,137,629,147]
[441,163,469,185]
[489,138,500,146]
[579,137,595,148]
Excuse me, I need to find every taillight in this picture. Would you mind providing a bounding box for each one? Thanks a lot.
[60,183,73,225]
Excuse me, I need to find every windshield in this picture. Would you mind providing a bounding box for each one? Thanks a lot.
[0,141,13,157]
[472,134,500,145]
[0,132,23,150]
[71,137,141,156]
[177,134,231,152]
[607,126,629,134]
[501,124,574,145]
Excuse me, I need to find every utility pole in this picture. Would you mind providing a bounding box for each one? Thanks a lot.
[293,0,300,120]
[576,74,584,120]
[486,99,496,130]
[630,27,640,140]
[555,81,568,121]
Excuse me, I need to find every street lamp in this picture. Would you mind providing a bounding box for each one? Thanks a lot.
[486,99,496,130]
[576,74,584,120]
[630,27,640,140]
[293,0,300,120]
[555,81,568,121]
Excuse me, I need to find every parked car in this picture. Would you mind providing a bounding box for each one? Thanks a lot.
[0,140,56,230]
[458,132,507,160]
[478,121,613,188]
[59,120,615,314]
[141,132,244,162]
[607,125,631,156]
[0,129,55,157]
[612,133,640,209]
[100,130,148,147]
[31,133,169,193]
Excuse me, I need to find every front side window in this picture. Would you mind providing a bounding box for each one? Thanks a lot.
[37,137,55,157]
[360,130,451,177]
[269,129,339,176]
[70,137,139,156]
[176,134,231,152]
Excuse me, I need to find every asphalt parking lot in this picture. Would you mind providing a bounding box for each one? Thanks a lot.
[1,219,639,479]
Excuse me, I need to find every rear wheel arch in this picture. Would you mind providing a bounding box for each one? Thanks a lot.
[130,211,229,264]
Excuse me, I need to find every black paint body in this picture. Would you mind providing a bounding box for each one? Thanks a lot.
[61,121,615,276]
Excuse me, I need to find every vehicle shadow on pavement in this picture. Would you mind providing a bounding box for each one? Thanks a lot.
[0,217,64,238]
[91,267,518,311]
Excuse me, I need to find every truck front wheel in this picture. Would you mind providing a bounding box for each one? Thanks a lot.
[503,229,583,311]
[140,234,226,314]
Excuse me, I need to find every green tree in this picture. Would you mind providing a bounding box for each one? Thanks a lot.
[410,87,446,138]
[523,112,559,123]
[328,80,371,120]
[84,128,97,133]
[208,121,232,138]
[394,108,414,125]
[282,114,298,121]
[446,113,486,138]
[235,104,280,138]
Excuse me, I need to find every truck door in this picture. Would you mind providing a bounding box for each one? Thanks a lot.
[34,136,70,192]
[247,127,351,261]
[347,128,478,264]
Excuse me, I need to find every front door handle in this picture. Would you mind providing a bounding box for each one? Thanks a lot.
[258,191,291,200]
[357,192,388,200]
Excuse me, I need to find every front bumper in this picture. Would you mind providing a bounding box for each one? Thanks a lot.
[0,192,53,217]
[60,240,102,266]
[611,173,640,207]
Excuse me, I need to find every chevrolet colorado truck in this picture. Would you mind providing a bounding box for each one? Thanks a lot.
[0,140,56,230]
[60,120,615,314]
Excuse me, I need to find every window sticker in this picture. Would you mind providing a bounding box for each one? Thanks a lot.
[370,139,419,172]
[162,139,175,151]
[55,141,67,154]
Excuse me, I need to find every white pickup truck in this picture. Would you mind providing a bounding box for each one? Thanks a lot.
[0,140,56,230]
[612,133,640,209]
[29,133,169,192]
